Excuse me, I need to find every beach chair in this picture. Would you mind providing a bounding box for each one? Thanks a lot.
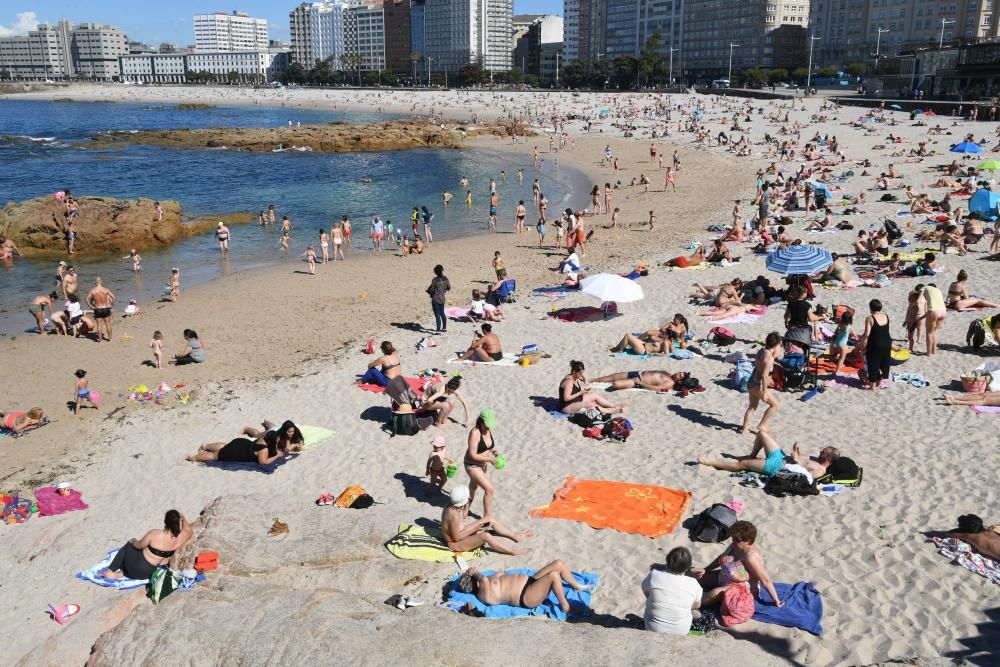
[494,279,517,304]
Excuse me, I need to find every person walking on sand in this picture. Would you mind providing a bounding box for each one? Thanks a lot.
[319,229,330,263]
[665,167,677,192]
[427,264,451,333]
[370,215,385,255]
[515,200,527,234]
[421,206,434,242]
[167,268,180,301]
[331,222,345,261]
[741,332,782,434]
[86,277,116,343]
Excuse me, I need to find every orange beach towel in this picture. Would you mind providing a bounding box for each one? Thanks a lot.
[813,353,863,375]
[529,476,692,539]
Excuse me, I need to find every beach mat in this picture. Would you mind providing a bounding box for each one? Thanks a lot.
[76,549,149,589]
[932,536,1000,585]
[970,405,1000,414]
[384,523,483,563]
[448,353,520,367]
[202,452,300,475]
[529,476,691,538]
[356,376,426,394]
[753,581,824,635]
[35,486,88,516]
[814,355,864,374]
[549,306,610,323]
[298,424,335,450]
[446,569,597,620]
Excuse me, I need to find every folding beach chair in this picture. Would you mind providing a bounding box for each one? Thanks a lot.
[494,279,517,304]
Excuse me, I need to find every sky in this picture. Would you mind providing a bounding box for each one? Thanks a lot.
[0,1,562,45]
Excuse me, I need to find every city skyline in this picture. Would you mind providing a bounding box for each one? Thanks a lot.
[0,1,561,46]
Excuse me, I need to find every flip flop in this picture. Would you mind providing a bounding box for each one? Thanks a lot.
[48,603,80,625]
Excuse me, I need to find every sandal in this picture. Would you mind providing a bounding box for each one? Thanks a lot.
[315,493,333,506]
[48,603,80,625]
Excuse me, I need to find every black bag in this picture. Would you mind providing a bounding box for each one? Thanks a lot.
[350,494,375,509]
[571,407,607,428]
[883,218,903,241]
[763,470,819,497]
[879,193,898,202]
[391,412,421,436]
[967,319,986,350]
[690,503,737,543]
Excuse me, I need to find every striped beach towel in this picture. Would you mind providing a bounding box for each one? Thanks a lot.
[384,523,483,562]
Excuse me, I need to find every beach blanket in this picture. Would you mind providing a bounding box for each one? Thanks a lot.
[445,306,472,320]
[611,351,652,359]
[356,376,426,394]
[532,285,578,296]
[384,523,483,563]
[0,418,51,439]
[706,306,768,326]
[752,582,824,635]
[76,549,149,589]
[669,263,710,271]
[446,569,598,620]
[932,537,1000,585]
[814,355,863,374]
[203,452,300,474]
[298,424,335,450]
[529,476,691,538]
[970,405,1000,414]
[549,306,612,322]
[35,486,88,516]
[448,353,520,367]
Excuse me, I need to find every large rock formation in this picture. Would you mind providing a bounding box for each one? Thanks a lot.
[87,119,525,154]
[0,196,252,257]
[70,494,788,667]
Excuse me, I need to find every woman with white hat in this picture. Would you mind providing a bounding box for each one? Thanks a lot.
[441,484,531,556]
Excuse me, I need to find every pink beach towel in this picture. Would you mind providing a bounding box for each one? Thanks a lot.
[35,487,89,516]
[356,376,426,395]
[970,405,1000,414]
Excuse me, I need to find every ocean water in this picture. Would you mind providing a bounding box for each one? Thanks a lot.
[0,100,584,332]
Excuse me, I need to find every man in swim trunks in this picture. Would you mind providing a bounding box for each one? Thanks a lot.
[28,292,57,335]
[590,370,688,393]
[441,485,531,556]
[85,276,116,343]
[458,323,503,362]
[455,560,593,613]
[697,430,839,480]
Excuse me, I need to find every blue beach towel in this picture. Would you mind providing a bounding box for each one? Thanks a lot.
[612,351,652,359]
[76,549,150,590]
[447,569,598,620]
[752,581,824,635]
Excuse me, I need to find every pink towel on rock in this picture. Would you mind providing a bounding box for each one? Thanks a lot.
[35,487,89,516]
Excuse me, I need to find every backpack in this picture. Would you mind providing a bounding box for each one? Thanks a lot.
[601,417,633,442]
[879,193,898,202]
[571,407,607,428]
[967,319,986,350]
[708,327,737,346]
[690,503,738,543]
[763,470,819,497]
[883,218,903,241]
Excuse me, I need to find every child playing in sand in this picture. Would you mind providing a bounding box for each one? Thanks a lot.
[303,245,317,274]
[168,268,180,302]
[492,251,505,280]
[648,210,656,231]
[829,312,856,376]
[151,331,163,369]
[123,299,141,317]
[904,284,927,351]
[425,436,452,497]
[610,207,620,228]
[123,249,142,272]
[73,369,97,414]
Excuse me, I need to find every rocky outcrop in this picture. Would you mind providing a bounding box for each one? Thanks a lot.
[0,196,253,257]
[73,494,787,667]
[87,119,526,154]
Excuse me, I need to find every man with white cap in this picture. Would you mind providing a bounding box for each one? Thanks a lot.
[441,484,532,556]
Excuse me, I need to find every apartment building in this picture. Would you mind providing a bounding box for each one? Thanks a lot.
[513,15,564,77]
[563,0,605,69]
[119,53,187,82]
[193,11,269,52]
[423,0,513,72]
[0,19,127,80]
[344,2,387,72]
[384,0,413,73]
[290,1,348,66]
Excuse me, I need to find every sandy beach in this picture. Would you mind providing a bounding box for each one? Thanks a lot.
[1,84,998,666]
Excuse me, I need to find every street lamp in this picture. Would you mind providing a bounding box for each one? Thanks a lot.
[555,50,560,88]
[426,56,432,86]
[668,47,679,86]
[806,35,821,91]
[874,27,889,73]
[728,43,739,85]
[939,18,955,49]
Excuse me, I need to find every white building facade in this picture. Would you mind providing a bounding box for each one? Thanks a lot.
[119,54,187,82]
[423,0,512,72]
[187,51,277,79]
[289,1,348,66]
[344,4,386,72]
[193,11,269,51]
[0,19,127,80]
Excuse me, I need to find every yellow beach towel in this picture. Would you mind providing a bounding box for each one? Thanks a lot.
[385,524,483,562]
[298,425,335,450]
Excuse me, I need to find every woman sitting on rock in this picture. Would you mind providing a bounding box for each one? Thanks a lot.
[99,509,193,580]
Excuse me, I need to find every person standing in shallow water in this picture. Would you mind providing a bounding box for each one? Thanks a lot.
[427,264,451,333]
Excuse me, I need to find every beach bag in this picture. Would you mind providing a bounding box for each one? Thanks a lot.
[708,327,737,346]
[391,411,421,437]
[763,470,818,497]
[734,359,754,392]
[364,339,375,354]
[770,366,786,391]
[884,218,903,241]
[194,551,219,572]
[967,319,987,350]
[334,485,367,508]
[690,503,737,543]
[571,407,607,428]
[879,193,898,202]
[148,567,180,604]
[815,457,863,487]
[720,583,755,626]
[601,417,633,442]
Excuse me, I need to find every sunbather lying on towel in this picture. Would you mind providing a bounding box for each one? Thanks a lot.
[455,560,593,613]
[944,514,1000,561]
[944,391,1000,407]
[697,430,838,481]
[1,407,45,433]
[442,485,533,556]
[699,303,761,322]
[590,370,688,393]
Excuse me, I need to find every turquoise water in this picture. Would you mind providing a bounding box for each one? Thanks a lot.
[0,100,583,332]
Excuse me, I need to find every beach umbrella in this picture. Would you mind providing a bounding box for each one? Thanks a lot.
[889,104,902,110]
[976,159,1000,171]
[766,245,833,276]
[808,181,832,199]
[951,141,984,154]
[580,273,644,304]
[911,109,923,114]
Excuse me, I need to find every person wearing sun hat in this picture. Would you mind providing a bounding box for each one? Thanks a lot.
[440,484,532,556]
[464,408,504,518]
[425,435,452,497]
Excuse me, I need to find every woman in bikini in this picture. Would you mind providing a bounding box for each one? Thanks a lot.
[557,360,626,415]
[590,185,601,214]
[331,223,345,261]
[186,420,304,465]
[421,376,470,427]
[319,229,330,263]
[609,331,668,356]
[689,520,783,609]
[359,341,401,386]
[741,332,782,434]
[946,270,999,311]
[456,561,593,613]
[465,409,502,518]
[2,407,44,433]
[924,284,947,356]
[99,509,193,580]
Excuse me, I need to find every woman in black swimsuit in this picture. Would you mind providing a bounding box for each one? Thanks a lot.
[464,409,501,517]
[186,420,304,465]
[857,299,892,390]
[99,509,193,580]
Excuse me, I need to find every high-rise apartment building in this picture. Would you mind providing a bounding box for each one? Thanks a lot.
[290,1,347,66]
[423,0,513,72]
[344,2,386,72]
[384,0,413,73]
[193,11,269,52]
[563,0,605,69]
[0,19,127,80]
[513,15,563,77]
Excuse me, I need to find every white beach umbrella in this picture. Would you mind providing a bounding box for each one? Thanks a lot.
[580,273,644,304]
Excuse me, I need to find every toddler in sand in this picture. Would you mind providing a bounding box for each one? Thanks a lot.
[425,436,452,497]
[73,369,97,415]
[151,331,163,369]
[303,245,317,274]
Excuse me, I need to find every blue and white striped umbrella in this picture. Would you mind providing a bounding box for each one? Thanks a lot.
[951,141,984,154]
[766,245,833,275]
